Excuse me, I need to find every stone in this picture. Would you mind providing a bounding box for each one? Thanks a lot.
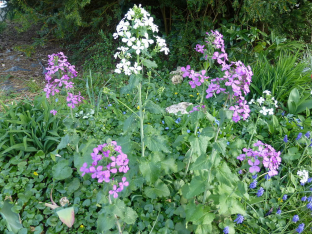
[165,102,193,115]
[170,66,184,84]
[30,63,39,68]
[5,66,31,72]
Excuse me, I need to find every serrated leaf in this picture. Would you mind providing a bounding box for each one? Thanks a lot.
[144,100,164,114]
[160,158,178,174]
[120,74,142,94]
[212,138,227,156]
[142,59,157,68]
[184,176,206,199]
[56,207,75,228]
[144,180,170,199]
[123,207,138,224]
[123,113,138,133]
[191,151,220,171]
[184,203,204,224]
[57,134,70,150]
[139,158,161,183]
[52,159,73,180]
[144,135,170,153]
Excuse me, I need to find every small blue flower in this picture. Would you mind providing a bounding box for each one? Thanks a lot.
[308,178,312,183]
[175,118,181,124]
[156,98,159,101]
[238,170,242,174]
[282,194,288,200]
[305,131,310,138]
[307,196,312,202]
[162,120,165,124]
[296,223,305,233]
[234,214,244,224]
[250,180,257,189]
[165,127,169,130]
[307,202,312,210]
[292,215,299,223]
[257,187,264,197]
[215,118,220,126]
[187,129,191,133]
[252,174,258,179]
[276,208,281,215]
[123,111,126,114]
[301,196,307,202]
[296,133,302,140]
[108,104,112,107]
[227,141,230,145]
[265,174,271,180]
[283,135,288,143]
[223,226,229,234]
[55,98,58,103]
[281,111,285,116]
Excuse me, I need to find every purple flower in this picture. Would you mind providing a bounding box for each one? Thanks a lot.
[109,185,121,198]
[307,196,312,202]
[118,177,129,191]
[308,178,312,183]
[282,194,287,200]
[252,174,258,179]
[237,154,246,161]
[80,163,89,176]
[248,159,260,173]
[276,208,281,214]
[305,131,310,138]
[292,215,299,223]
[307,202,312,210]
[265,174,271,180]
[234,214,244,224]
[223,226,229,234]
[296,133,302,140]
[301,196,307,202]
[283,135,288,143]
[296,223,304,233]
[238,170,243,174]
[181,65,191,77]
[250,180,257,189]
[257,187,264,197]
[50,110,57,116]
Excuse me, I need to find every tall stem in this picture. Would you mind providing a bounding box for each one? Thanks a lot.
[248,115,260,148]
[194,83,206,135]
[108,195,123,234]
[138,82,145,157]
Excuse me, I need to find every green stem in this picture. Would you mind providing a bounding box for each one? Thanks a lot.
[248,115,260,148]
[183,148,193,179]
[194,83,206,135]
[108,195,123,234]
[298,143,309,166]
[138,82,145,157]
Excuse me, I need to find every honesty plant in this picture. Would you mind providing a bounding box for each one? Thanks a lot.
[181,30,253,122]
[43,52,83,111]
[113,4,169,76]
[80,141,129,198]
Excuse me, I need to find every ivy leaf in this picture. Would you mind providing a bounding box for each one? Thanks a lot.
[52,159,73,180]
[144,180,170,199]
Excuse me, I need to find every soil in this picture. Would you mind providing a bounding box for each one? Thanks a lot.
[0,20,82,110]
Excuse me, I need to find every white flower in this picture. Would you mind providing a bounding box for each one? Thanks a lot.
[267,108,274,115]
[114,52,120,59]
[310,90,312,95]
[116,20,130,34]
[160,47,170,55]
[144,17,154,27]
[257,97,265,105]
[120,58,131,70]
[133,18,145,29]
[117,46,129,52]
[297,170,309,184]
[248,99,255,104]
[79,111,84,115]
[142,33,154,48]
[129,62,142,74]
[90,109,95,115]
[125,8,135,20]
[132,41,145,54]
[263,90,271,95]
[114,68,121,74]
[260,106,268,115]
[155,36,167,47]
[122,32,136,47]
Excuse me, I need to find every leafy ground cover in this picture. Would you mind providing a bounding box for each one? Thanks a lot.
[1,4,312,234]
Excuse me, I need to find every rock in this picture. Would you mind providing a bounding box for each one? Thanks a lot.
[170,66,184,84]
[0,84,14,91]
[30,63,39,68]
[7,55,15,60]
[5,66,31,72]
[166,102,193,115]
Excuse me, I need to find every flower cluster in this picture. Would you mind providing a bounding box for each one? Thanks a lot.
[80,141,129,198]
[297,170,309,185]
[237,141,281,177]
[43,52,83,110]
[75,109,95,119]
[181,30,253,123]
[113,4,169,76]
[248,90,278,116]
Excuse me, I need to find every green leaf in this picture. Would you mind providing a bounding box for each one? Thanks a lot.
[142,59,157,68]
[139,159,161,183]
[123,207,138,224]
[0,200,23,233]
[144,180,170,199]
[144,100,164,114]
[184,203,204,224]
[52,159,73,180]
[296,100,312,114]
[144,135,170,153]
[216,162,239,186]
[283,147,301,161]
[120,74,142,94]
[189,135,208,157]
[116,135,134,155]
[97,213,115,232]
[57,135,70,150]
[184,176,206,199]
[212,138,227,156]
[160,158,178,174]
[123,113,139,133]
[56,207,75,228]
[66,178,80,194]
[190,151,221,171]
